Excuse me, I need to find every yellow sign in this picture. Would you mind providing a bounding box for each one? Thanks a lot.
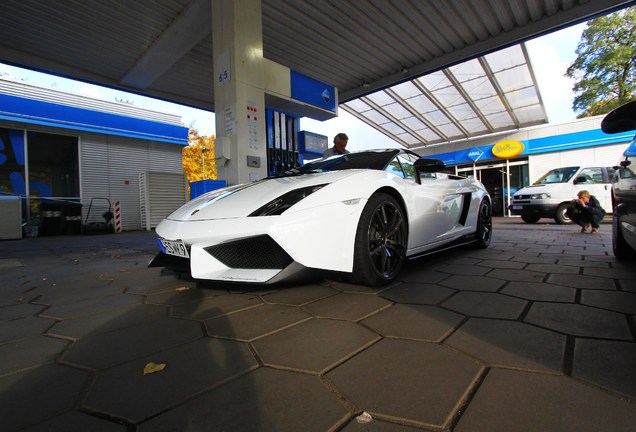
[492,140,525,158]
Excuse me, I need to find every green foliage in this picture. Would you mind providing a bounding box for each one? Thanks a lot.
[566,7,636,117]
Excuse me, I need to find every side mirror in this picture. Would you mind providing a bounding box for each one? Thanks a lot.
[620,159,632,168]
[573,176,587,184]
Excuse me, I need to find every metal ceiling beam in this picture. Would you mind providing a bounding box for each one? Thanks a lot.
[119,0,211,90]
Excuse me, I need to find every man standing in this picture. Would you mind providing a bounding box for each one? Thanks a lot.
[322,133,349,158]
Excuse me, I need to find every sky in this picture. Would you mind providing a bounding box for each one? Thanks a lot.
[0,22,586,152]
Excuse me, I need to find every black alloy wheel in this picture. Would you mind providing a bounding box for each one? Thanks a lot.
[352,193,407,286]
[613,212,636,259]
[474,199,492,249]
[521,214,540,223]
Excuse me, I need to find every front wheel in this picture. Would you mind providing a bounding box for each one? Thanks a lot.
[351,193,407,286]
[555,203,572,224]
[473,199,492,249]
[521,215,540,224]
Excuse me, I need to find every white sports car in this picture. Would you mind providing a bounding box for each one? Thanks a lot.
[150,149,492,286]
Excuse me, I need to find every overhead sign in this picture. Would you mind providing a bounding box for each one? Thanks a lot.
[493,140,525,158]
[467,146,484,162]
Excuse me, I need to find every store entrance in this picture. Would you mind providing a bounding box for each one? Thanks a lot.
[457,160,529,217]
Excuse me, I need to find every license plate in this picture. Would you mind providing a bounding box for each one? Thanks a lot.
[511,205,522,210]
[159,239,189,258]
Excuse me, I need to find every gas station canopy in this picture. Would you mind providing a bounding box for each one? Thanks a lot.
[342,44,546,148]
[0,0,633,146]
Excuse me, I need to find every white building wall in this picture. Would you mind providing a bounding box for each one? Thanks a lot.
[80,133,183,231]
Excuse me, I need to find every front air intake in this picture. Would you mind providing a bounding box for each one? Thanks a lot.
[204,235,293,269]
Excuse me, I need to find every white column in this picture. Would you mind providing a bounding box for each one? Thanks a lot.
[212,0,267,185]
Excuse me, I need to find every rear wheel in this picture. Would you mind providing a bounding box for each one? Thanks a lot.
[555,203,572,224]
[351,193,407,286]
[473,199,492,249]
[613,212,636,259]
[521,215,540,224]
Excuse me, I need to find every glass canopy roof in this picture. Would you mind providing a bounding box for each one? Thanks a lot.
[341,43,547,149]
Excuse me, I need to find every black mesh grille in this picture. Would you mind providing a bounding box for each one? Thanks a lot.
[204,235,293,269]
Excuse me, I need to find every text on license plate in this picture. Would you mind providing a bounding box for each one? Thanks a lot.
[160,239,189,258]
[511,205,522,210]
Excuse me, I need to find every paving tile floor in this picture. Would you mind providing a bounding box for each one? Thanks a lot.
[0,217,634,431]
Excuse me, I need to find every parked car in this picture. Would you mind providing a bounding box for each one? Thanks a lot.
[509,165,615,224]
[601,101,636,258]
[150,149,492,286]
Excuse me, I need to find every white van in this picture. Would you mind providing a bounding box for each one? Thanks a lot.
[509,166,615,224]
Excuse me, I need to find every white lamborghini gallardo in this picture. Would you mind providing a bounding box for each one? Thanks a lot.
[150,149,492,286]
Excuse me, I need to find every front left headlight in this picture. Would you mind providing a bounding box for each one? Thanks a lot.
[248,184,327,216]
[530,193,551,199]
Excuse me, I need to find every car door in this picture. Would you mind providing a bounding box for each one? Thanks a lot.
[391,154,473,250]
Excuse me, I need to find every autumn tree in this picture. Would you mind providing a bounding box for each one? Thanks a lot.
[566,7,636,117]
[182,128,217,184]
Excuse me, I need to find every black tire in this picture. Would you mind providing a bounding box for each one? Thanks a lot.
[554,203,572,224]
[473,198,492,249]
[521,215,540,224]
[613,212,636,259]
[351,193,407,286]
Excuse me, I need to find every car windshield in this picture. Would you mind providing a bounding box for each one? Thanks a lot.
[534,166,580,184]
[271,149,401,177]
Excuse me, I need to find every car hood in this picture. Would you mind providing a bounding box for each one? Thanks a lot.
[166,170,358,221]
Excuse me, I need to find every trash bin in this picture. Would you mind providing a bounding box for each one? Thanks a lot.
[40,202,64,236]
[64,202,83,235]
[190,180,227,199]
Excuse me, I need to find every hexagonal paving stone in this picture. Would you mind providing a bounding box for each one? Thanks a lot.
[327,339,482,429]
[303,292,392,321]
[380,282,455,304]
[396,266,449,284]
[340,417,423,431]
[454,369,636,432]
[525,303,631,339]
[525,263,581,274]
[0,364,90,431]
[0,335,70,375]
[581,290,636,314]
[442,292,527,319]
[476,260,526,269]
[85,338,258,423]
[48,303,168,339]
[0,302,47,320]
[500,281,576,302]
[362,304,463,341]
[487,268,545,282]
[433,264,491,276]
[0,316,55,344]
[60,317,204,370]
[252,318,379,373]
[261,284,338,305]
[21,411,126,432]
[145,285,226,306]
[439,275,505,292]
[172,293,262,320]
[573,339,636,399]
[445,318,566,372]
[38,293,142,320]
[205,304,311,341]
[583,267,636,279]
[547,273,617,290]
[137,368,349,431]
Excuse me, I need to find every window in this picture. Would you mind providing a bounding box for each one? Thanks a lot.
[577,167,604,184]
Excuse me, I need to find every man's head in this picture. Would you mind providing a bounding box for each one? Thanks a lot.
[578,190,590,203]
[333,133,349,154]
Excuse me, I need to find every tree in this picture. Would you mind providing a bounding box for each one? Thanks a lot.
[566,7,636,117]
[182,128,217,185]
